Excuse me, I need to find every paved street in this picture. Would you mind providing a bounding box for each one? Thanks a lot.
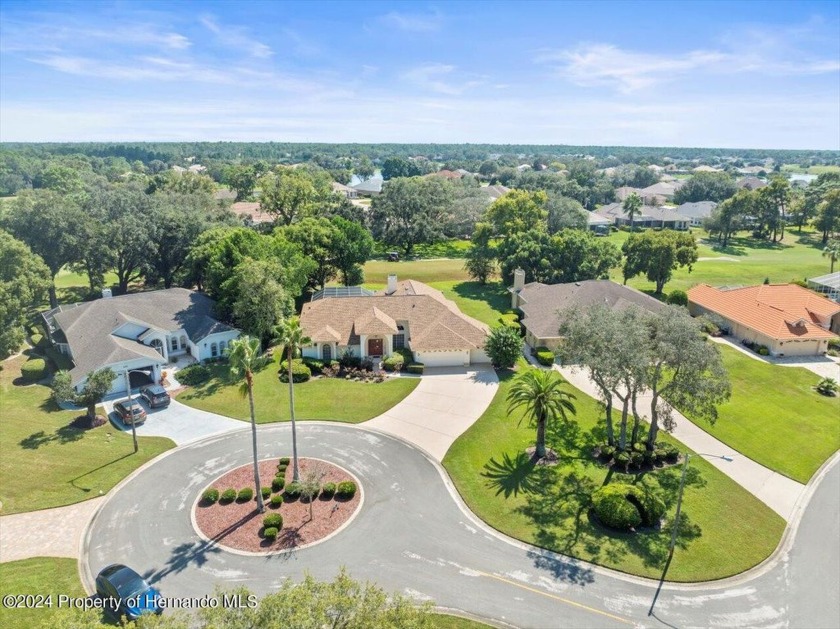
[83,424,840,628]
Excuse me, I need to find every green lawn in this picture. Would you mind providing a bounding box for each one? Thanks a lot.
[373,239,472,259]
[178,359,419,424]
[0,558,86,629]
[443,360,785,582]
[363,258,471,284]
[430,614,492,628]
[0,353,175,514]
[781,164,840,175]
[676,344,840,484]
[430,281,510,327]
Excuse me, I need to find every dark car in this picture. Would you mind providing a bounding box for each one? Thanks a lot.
[139,384,170,408]
[387,251,400,262]
[95,564,162,621]
[113,399,147,425]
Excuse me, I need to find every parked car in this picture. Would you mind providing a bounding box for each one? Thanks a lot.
[95,564,162,621]
[387,251,400,261]
[113,399,147,425]
[139,384,171,408]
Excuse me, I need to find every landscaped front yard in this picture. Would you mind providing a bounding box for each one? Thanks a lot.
[0,558,85,629]
[443,360,786,582]
[0,354,175,515]
[676,344,840,484]
[178,359,419,424]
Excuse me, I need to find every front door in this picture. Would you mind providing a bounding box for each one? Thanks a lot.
[367,338,383,357]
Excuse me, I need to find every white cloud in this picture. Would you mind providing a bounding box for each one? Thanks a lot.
[199,14,273,58]
[402,63,484,95]
[377,10,443,33]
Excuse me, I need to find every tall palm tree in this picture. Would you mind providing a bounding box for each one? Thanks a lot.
[227,336,269,513]
[507,368,577,460]
[823,239,840,274]
[274,316,311,482]
[623,192,643,232]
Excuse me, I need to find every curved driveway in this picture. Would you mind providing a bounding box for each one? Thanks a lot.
[84,424,840,628]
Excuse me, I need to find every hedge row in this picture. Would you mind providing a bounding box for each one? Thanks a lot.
[534,347,555,366]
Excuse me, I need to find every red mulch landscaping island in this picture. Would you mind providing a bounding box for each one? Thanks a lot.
[194,457,361,553]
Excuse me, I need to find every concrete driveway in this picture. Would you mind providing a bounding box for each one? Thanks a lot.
[363,366,498,461]
[105,399,245,446]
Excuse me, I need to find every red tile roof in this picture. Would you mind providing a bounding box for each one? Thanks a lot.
[687,284,840,341]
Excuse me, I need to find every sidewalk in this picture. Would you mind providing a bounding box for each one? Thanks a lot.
[555,363,805,521]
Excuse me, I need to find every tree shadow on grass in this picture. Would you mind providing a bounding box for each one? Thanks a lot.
[69,452,135,492]
[482,451,538,498]
[19,423,86,449]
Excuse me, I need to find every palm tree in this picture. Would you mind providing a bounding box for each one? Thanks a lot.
[623,192,643,232]
[823,239,840,274]
[227,336,269,513]
[274,316,311,482]
[507,368,577,460]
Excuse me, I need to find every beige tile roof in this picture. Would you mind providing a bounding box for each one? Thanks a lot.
[688,284,840,341]
[301,281,489,352]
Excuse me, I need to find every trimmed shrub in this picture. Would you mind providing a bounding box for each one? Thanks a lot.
[321,482,336,498]
[339,349,362,368]
[285,481,302,499]
[656,442,680,463]
[279,456,291,465]
[698,316,721,337]
[592,484,666,530]
[632,442,646,453]
[484,325,523,369]
[394,347,414,364]
[382,354,405,372]
[336,480,357,499]
[270,494,284,508]
[237,487,254,502]
[667,289,689,306]
[220,488,237,503]
[302,358,325,374]
[178,364,212,386]
[614,452,631,470]
[816,377,838,396]
[20,358,47,382]
[263,527,278,541]
[271,476,286,492]
[498,313,521,332]
[261,487,272,499]
[30,333,44,348]
[407,363,425,375]
[630,452,644,468]
[277,462,288,473]
[828,339,840,352]
[201,488,219,504]
[279,359,311,383]
[599,445,615,461]
[757,346,770,356]
[534,347,555,367]
[263,513,282,529]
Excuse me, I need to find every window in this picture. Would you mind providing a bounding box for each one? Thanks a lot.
[171,337,179,351]
[211,342,218,357]
[322,344,332,361]
[180,335,187,349]
[150,338,164,356]
[219,340,226,354]
[393,334,405,350]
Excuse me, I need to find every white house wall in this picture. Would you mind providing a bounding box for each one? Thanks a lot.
[195,330,240,361]
[414,350,470,367]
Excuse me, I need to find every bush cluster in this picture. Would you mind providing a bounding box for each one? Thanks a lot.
[30,333,44,348]
[236,487,254,502]
[407,363,425,375]
[382,354,405,372]
[272,475,286,492]
[263,513,283,529]
[741,339,770,356]
[336,480,357,499]
[591,483,666,531]
[178,364,212,386]
[261,487,272,499]
[220,488,237,503]
[263,527,278,541]
[498,313,521,332]
[20,358,47,382]
[667,289,689,306]
[534,346,555,366]
[600,441,679,469]
[302,357,324,374]
[320,482,336,498]
[279,456,291,465]
[270,494,284,507]
[202,488,219,503]
[279,359,312,383]
[285,481,302,499]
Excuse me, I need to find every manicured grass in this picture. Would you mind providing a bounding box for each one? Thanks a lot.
[676,344,840,484]
[373,239,472,259]
[605,230,833,295]
[781,164,840,175]
[443,360,785,582]
[0,353,175,514]
[0,558,85,629]
[363,258,471,284]
[178,359,419,424]
[430,613,492,628]
[429,281,510,327]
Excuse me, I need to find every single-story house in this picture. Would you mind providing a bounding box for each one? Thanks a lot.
[736,176,767,190]
[687,283,840,356]
[675,201,717,227]
[300,277,491,367]
[331,181,358,199]
[639,181,684,205]
[351,177,383,197]
[231,201,273,224]
[808,272,840,304]
[615,186,643,202]
[480,185,510,201]
[42,288,239,394]
[509,271,668,351]
[586,211,613,233]
[595,203,691,230]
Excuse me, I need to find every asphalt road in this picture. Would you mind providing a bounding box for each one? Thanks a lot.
[83,424,840,628]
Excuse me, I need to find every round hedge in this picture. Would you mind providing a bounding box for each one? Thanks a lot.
[202,488,219,504]
[21,358,47,382]
[320,482,336,498]
[278,359,311,383]
[237,487,254,502]
[284,481,302,499]
[591,483,666,531]
[336,480,357,499]
[269,494,284,508]
[263,513,283,529]
[263,526,278,541]
[220,488,237,503]
[271,475,286,492]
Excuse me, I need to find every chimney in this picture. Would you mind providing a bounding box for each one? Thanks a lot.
[513,268,525,292]
[386,274,397,295]
[101,288,113,299]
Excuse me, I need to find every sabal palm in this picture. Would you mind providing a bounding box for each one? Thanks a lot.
[274,316,311,482]
[507,368,577,459]
[228,335,269,513]
[823,240,840,274]
[623,193,642,232]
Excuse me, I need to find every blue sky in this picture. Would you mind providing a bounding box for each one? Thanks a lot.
[1,1,838,149]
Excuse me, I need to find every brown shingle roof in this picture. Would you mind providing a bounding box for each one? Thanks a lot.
[300,281,488,352]
[687,284,840,341]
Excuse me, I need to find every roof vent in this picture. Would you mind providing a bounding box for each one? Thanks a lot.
[575,282,581,287]
[101,288,113,299]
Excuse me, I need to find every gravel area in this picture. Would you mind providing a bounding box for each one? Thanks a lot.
[194,457,360,553]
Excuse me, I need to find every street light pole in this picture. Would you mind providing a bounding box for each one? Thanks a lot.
[124,370,138,453]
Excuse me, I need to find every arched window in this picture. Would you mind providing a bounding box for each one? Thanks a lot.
[219,340,226,354]
[211,342,218,358]
[150,338,164,356]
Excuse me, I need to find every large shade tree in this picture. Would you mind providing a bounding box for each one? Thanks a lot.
[507,368,577,460]
[227,336,269,513]
[52,368,116,428]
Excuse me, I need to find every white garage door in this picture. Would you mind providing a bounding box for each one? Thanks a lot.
[415,351,469,367]
[469,349,492,364]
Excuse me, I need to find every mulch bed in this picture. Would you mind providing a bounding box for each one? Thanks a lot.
[194,457,361,553]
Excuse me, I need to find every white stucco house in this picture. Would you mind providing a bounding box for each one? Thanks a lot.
[299,276,491,367]
[42,288,239,394]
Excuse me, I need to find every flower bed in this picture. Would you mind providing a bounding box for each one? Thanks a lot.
[194,457,361,553]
